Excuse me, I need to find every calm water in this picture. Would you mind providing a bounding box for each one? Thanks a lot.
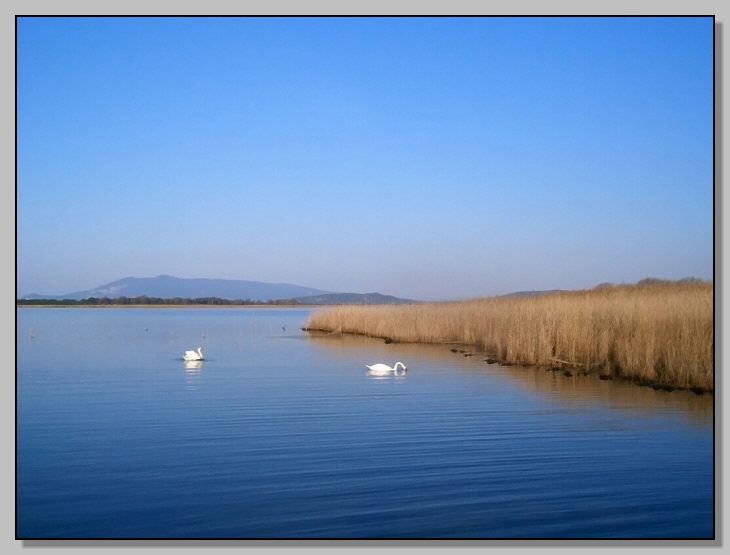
[17,307,714,539]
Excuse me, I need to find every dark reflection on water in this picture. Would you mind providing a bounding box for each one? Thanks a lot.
[308,332,712,427]
[17,308,713,539]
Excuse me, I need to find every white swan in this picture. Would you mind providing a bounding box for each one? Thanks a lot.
[365,361,407,376]
[183,347,204,361]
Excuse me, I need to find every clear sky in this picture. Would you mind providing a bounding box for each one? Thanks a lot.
[17,16,713,300]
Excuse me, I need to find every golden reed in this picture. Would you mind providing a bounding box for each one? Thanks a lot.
[305,281,713,391]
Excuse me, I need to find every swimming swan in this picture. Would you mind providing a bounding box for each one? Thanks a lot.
[365,362,407,376]
[183,347,204,361]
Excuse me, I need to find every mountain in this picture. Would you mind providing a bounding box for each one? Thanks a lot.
[22,275,331,302]
[497,289,565,299]
[20,275,416,305]
[292,292,417,305]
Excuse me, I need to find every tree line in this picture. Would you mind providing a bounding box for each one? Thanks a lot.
[17,296,302,306]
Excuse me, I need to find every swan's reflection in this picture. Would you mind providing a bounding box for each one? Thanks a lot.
[367,369,407,380]
[184,360,203,372]
[183,360,203,391]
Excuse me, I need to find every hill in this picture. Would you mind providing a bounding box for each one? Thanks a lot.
[21,275,330,302]
[20,276,416,305]
[293,292,416,305]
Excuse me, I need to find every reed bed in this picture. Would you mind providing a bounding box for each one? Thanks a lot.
[305,281,713,391]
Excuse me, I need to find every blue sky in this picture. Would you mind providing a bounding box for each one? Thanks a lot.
[17,17,713,300]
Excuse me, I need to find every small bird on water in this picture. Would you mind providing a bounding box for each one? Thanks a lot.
[183,347,204,361]
[365,362,408,376]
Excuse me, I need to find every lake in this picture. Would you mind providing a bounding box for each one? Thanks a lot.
[16,307,714,539]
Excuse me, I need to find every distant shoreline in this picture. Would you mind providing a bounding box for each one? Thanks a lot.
[16,303,316,309]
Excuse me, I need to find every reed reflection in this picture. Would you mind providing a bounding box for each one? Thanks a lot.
[307,332,712,426]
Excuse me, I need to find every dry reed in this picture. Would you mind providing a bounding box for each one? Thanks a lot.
[305,281,713,391]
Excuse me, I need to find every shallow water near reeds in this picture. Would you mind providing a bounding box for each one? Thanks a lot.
[17,307,713,539]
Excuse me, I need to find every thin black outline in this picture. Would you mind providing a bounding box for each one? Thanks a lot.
[14,13,718,544]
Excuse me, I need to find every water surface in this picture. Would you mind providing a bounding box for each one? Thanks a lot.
[17,307,713,538]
